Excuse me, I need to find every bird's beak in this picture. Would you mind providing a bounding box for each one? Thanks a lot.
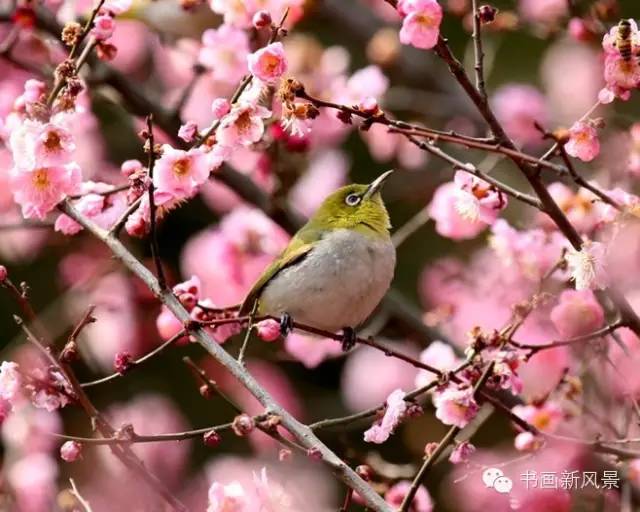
[363,170,394,200]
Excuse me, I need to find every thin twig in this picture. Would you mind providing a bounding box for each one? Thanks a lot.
[69,478,94,512]
[81,330,186,387]
[470,0,487,101]
[145,114,167,290]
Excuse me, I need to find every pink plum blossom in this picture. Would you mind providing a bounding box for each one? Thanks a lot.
[385,480,433,511]
[492,84,549,146]
[211,97,231,119]
[432,384,479,428]
[207,481,249,512]
[10,119,75,170]
[452,170,507,224]
[449,440,476,463]
[512,402,563,432]
[519,0,568,25]
[514,431,542,451]
[565,121,600,162]
[363,388,407,444]
[428,181,487,240]
[398,0,443,50]
[0,361,22,404]
[178,121,198,143]
[248,42,288,83]
[415,341,460,387]
[550,290,604,338]
[565,240,608,291]
[91,14,116,41]
[216,103,272,148]
[154,145,210,198]
[60,440,82,462]
[10,163,81,220]
[199,25,249,84]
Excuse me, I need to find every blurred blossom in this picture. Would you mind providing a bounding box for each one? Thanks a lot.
[433,384,479,427]
[68,272,139,371]
[449,440,476,463]
[415,341,460,387]
[385,480,433,511]
[8,452,58,512]
[178,121,198,143]
[565,121,600,162]
[102,394,190,487]
[550,290,604,338]
[248,42,288,83]
[205,456,333,511]
[492,84,549,147]
[363,388,407,444]
[541,42,602,123]
[284,333,343,368]
[397,0,443,50]
[199,24,249,83]
[342,343,419,412]
[512,402,563,432]
[289,150,348,217]
[539,182,602,234]
[3,403,62,453]
[0,361,23,404]
[518,0,567,25]
[629,123,640,176]
[181,207,289,305]
[361,123,427,170]
[514,431,542,452]
[91,13,116,41]
[566,240,608,290]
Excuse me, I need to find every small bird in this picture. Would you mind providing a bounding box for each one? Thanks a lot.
[239,170,396,349]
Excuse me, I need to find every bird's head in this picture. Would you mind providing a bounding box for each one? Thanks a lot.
[308,170,394,235]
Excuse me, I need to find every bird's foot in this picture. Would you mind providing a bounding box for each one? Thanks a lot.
[341,327,357,352]
[279,313,293,337]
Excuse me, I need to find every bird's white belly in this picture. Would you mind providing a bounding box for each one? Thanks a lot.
[259,229,396,332]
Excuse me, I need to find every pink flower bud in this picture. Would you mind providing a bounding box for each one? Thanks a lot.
[356,465,373,481]
[121,159,143,177]
[60,440,82,462]
[211,98,231,119]
[358,96,379,115]
[114,351,134,375]
[252,10,272,29]
[178,121,198,143]
[91,14,115,41]
[448,440,475,464]
[231,413,255,437]
[203,429,221,447]
[424,442,438,457]
[256,319,280,342]
[550,290,604,338]
[247,42,288,83]
[514,431,542,452]
[478,5,497,24]
[0,265,7,283]
[568,17,590,41]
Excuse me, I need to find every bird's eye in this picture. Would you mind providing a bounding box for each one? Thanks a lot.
[345,193,361,206]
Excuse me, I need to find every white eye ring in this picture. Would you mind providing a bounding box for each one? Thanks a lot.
[345,193,361,206]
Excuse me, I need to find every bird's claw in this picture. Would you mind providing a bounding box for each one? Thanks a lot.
[279,313,293,337]
[341,327,357,352]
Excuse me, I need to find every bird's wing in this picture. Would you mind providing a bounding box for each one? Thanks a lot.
[238,236,314,316]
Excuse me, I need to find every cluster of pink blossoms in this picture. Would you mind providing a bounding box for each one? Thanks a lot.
[600,19,640,102]
[8,108,81,220]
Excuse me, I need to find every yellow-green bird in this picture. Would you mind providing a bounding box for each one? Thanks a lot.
[239,170,396,349]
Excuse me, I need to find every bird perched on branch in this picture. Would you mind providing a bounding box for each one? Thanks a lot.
[239,170,396,350]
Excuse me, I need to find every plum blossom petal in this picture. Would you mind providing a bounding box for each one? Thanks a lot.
[248,42,288,83]
[154,145,210,198]
[432,384,479,428]
[566,240,608,291]
[363,388,407,443]
[565,121,600,162]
